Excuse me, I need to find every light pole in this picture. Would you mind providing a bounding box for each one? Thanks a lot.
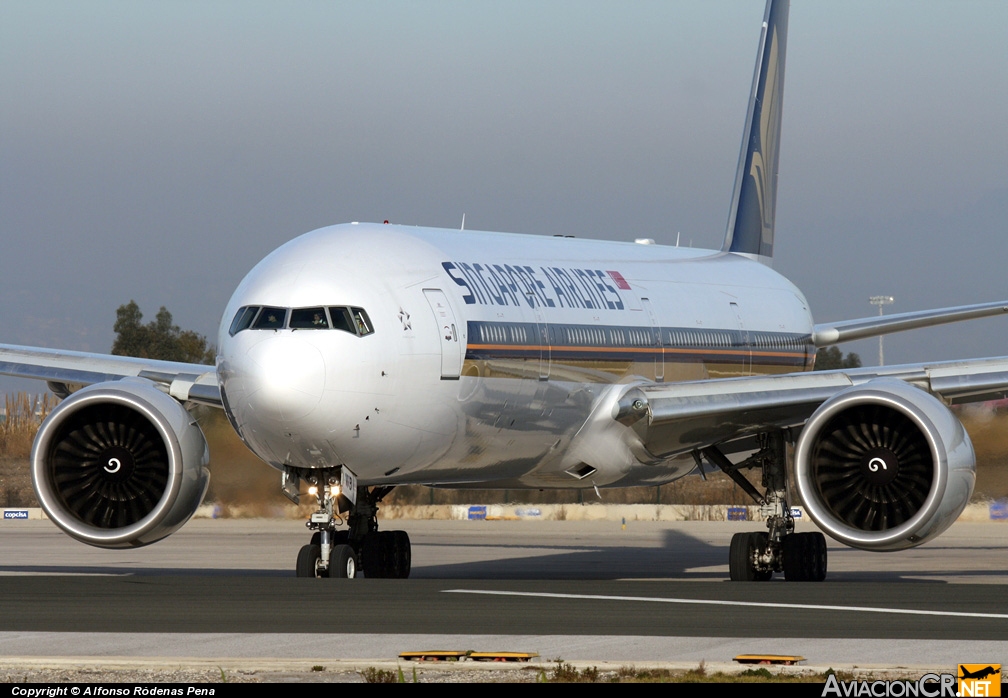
[869,295,894,366]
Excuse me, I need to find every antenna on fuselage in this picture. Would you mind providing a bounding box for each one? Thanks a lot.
[461,213,466,231]
[676,231,680,247]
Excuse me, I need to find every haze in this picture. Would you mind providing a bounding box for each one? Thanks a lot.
[2,1,1006,393]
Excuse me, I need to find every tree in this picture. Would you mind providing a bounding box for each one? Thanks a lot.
[111,300,215,364]
[813,346,862,371]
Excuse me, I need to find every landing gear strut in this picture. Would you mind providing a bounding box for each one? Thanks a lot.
[286,467,411,579]
[703,430,827,582]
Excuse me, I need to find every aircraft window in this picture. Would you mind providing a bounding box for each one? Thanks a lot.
[290,307,329,330]
[228,306,259,336]
[327,307,355,334]
[252,306,287,330]
[351,308,374,336]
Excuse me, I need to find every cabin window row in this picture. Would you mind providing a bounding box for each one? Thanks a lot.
[477,323,528,345]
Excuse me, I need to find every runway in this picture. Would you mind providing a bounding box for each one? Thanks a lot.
[1,518,1006,673]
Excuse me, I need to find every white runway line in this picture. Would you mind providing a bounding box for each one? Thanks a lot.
[444,589,1008,621]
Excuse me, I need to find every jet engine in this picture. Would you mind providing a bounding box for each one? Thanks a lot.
[31,379,210,548]
[794,379,974,551]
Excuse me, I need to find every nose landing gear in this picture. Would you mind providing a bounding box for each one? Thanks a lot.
[286,467,411,579]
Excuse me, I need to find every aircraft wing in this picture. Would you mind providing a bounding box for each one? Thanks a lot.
[613,356,1008,459]
[0,343,220,406]
[812,300,1008,346]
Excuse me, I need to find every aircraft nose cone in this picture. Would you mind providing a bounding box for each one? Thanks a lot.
[245,336,325,422]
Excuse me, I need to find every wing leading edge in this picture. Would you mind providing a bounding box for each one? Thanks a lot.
[812,300,1008,347]
[613,355,1008,459]
[0,343,220,406]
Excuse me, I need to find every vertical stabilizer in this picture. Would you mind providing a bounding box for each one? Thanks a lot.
[722,0,789,261]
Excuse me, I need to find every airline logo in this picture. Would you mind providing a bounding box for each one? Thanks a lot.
[3,510,29,520]
[443,262,628,311]
[959,665,1001,697]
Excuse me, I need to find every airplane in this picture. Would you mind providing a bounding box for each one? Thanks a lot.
[2,0,1007,582]
[959,666,1001,681]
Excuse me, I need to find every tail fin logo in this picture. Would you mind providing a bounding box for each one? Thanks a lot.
[724,0,789,261]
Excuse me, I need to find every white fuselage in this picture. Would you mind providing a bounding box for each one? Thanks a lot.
[216,222,814,488]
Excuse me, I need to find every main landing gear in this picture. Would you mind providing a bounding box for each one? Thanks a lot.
[702,430,827,582]
[285,468,411,579]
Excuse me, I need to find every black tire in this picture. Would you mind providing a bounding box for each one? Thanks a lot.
[362,532,388,578]
[783,532,827,581]
[390,530,411,579]
[329,543,357,579]
[782,533,806,581]
[729,532,757,581]
[296,544,321,578]
[808,532,828,582]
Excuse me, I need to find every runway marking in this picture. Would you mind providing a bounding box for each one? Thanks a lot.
[444,589,1008,621]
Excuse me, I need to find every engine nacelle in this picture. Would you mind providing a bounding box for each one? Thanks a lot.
[794,379,974,551]
[31,379,210,548]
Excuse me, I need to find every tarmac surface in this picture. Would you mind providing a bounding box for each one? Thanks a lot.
[0,518,1006,680]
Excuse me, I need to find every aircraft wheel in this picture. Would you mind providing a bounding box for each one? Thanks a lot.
[296,544,321,578]
[729,532,761,581]
[782,532,827,581]
[362,532,388,578]
[389,530,411,579]
[328,543,357,579]
[807,532,827,581]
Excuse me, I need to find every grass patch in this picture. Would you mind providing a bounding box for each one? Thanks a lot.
[361,667,398,683]
[532,662,868,683]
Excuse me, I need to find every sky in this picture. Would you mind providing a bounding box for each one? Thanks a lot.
[2,1,1006,394]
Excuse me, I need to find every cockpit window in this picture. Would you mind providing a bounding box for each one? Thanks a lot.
[228,304,373,336]
[351,307,374,336]
[328,307,355,334]
[290,307,329,329]
[252,306,287,329]
[228,306,260,336]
